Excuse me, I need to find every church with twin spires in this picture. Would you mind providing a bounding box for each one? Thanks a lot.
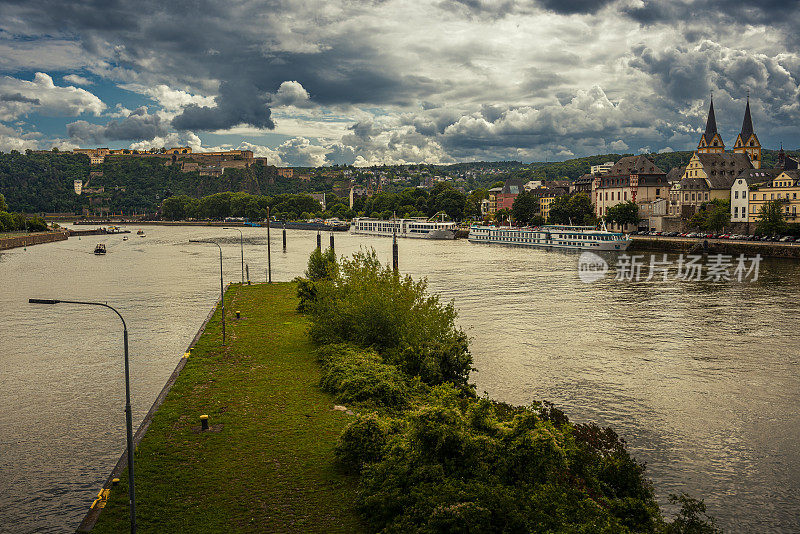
[668,96,762,217]
[696,95,761,169]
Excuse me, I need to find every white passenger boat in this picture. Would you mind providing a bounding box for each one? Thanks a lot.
[351,216,457,240]
[468,224,630,251]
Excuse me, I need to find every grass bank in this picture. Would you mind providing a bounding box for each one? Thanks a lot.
[92,282,364,533]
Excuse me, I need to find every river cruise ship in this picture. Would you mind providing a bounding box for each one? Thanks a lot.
[352,217,457,239]
[468,224,630,251]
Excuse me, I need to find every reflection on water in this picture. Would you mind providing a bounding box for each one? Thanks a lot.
[1,225,798,532]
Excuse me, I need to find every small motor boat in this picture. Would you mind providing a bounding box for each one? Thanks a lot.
[137,229,144,235]
[122,236,128,241]
[94,243,107,255]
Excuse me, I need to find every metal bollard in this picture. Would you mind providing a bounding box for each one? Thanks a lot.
[330,232,334,253]
[200,414,209,431]
[235,310,241,319]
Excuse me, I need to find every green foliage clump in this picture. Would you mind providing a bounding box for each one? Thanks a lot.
[307,249,473,392]
[548,192,596,226]
[690,199,731,232]
[756,199,788,235]
[604,200,640,228]
[317,344,410,409]
[344,395,670,533]
[335,413,391,472]
[296,248,718,534]
[295,247,338,312]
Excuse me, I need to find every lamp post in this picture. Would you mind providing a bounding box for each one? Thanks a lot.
[223,227,244,284]
[189,239,225,345]
[27,298,137,534]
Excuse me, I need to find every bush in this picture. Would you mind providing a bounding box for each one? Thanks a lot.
[335,413,390,472]
[308,250,473,392]
[317,344,411,409]
[295,247,337,312]
[351,397,662,533]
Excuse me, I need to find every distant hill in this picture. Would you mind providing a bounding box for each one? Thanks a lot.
[1,148,797,214]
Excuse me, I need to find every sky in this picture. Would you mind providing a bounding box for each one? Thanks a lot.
[0,0,798,166]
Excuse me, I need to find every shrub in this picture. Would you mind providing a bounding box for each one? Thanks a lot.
[335,413,390,472]
[317,344,411,409]
[295,247,337,312]
[308,250,474,392]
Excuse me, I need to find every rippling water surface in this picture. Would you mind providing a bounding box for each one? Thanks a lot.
[1,225,798,532]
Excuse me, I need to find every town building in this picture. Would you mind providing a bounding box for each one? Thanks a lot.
[496,180,524,212]
[731,148,799,222]
[277,168,294,178]
[592,155,668,219]
[526,187,568,221]
[748,170,800,223]
[486,186,503,215]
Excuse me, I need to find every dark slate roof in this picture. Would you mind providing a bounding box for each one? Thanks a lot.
[740,97,754,141]
[680,152,753,190]
[574,174,594,184]
[734,168,781,186]
[606,155,665,176]
[705,97,718,139]
[527,187,568,198]
[501,179,525,195]
[666,166,686,183]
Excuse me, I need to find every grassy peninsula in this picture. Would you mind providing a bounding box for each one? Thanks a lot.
[93,249,719,533]
[92,283,363,533]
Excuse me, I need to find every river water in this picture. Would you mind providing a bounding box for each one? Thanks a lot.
[1,225,798,532]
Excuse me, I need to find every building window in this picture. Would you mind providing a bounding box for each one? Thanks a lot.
[624,192,627,200]
[734,191,738,199]
[685,193,689,201]
[692,194,696,201]
[705,193,708,200]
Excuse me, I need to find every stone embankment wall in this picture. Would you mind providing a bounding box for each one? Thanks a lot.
[630,236,800,259]
[0,231,69,251]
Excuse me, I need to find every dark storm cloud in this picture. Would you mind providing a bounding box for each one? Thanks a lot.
[0,93,40,104]
[537,0,614,15]
[623,0,800,28]
[67,107,167,143]
[172,82,274,131]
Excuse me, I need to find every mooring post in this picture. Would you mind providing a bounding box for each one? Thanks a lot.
[282,222,287,252]
[392,230,399,273]
[266,207,272,283]
[330,232,335,253]
[317,230,321,250]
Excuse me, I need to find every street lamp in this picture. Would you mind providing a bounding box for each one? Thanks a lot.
[223,227,244,284]
[189,239,225,345]
[27,298,137,534]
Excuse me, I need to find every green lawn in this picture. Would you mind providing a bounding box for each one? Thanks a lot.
[92,283,364,533]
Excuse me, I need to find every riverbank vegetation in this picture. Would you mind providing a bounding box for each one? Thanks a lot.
[297,248,721,533]
[0,194,48,233]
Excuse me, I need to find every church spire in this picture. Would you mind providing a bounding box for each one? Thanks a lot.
[704,96,718,139]
[698,96,724,153]
[740,95,754,141]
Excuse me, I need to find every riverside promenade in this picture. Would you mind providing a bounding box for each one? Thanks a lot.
[90,283,363,533]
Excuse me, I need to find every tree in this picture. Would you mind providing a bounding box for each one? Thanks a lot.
[756,199,788,235]
[511,190,540,224]
[464,189,487,218]
[0,193,7,212]
[604,201,640,229]
[548,193,595,225]
[690,199,730,232]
